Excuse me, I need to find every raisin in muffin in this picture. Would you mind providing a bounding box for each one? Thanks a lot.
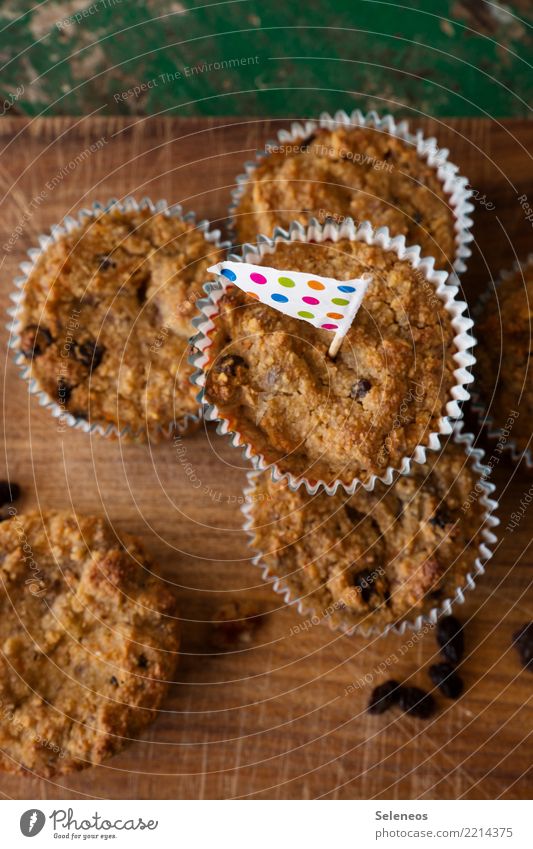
[246,439,490,632]
[233,124,457,269]
[0,511,179,777]
[16,208,224,438]
[202,237,460,488]
[476,256,533,457]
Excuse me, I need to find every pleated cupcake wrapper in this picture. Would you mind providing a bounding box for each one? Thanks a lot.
[228,109,474,278]
[7,196,230,441]
[190,217,476,496]
[241,421,500,638]
[470,253,533,470]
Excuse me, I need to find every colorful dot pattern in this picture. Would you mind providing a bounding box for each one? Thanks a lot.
[208,261,371,337]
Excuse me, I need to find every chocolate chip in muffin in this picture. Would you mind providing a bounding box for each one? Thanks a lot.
[351,568,379,604]
[73,339,105,370]
[367,679,401,715]
[350,378,371,400]
[344,504,363,524]
[398,685,436,719]
[110,675,119,687]
[215,354,249,377]
[512,622,533,670]
[429,507,454,529]
[19,325,53,359]
[137,654,149,669]
[97,254,116,271]
[437,615,464,665]
[428,662,464,698]
[134,270,150,304]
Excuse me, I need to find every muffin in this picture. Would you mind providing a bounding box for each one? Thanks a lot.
[476,256,533,458]
[245,437,494,633]
[199,226,470,490]
[15,206,224,438]
[233,122,458,269]
[0,511,179,777]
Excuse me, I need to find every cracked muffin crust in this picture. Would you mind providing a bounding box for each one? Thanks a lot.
[0,511,179,777]
[476,257,533,455]
[233,126,457,269]
[17,209,224,438]
[247,440,488,631]
[203,239,457,487]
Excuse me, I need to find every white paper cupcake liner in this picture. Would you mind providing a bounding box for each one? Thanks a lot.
[7,196,230,441]
[228,109,474,277]
[241,421,500,638]
[471,253,533,470]
[190,217,476,495]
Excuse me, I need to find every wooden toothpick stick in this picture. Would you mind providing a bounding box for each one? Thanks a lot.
[328,330,345,359]
[327,274,372,359]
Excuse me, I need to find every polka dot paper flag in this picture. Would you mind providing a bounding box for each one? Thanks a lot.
[207,261,372,355]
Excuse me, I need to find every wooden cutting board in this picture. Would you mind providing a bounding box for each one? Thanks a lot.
[0,117,531,801]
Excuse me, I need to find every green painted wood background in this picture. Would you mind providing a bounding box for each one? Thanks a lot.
[0,0,531,119]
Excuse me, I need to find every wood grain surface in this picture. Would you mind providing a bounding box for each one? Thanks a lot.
[0,116,531,800]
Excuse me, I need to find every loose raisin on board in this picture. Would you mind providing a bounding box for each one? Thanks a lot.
[367,680,400,715]
[436,615,464,664]
[398,686,436,719]
[211,600,265,651]
[512,623,533,670]
[428,662,464,699]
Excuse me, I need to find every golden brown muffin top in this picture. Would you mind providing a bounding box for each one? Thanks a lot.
[234,125,457,269]
[248,440,488,631]
[0,511,179,777]
[17,209,223,437]
[204,238,457,486]
[476,258,533,454]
